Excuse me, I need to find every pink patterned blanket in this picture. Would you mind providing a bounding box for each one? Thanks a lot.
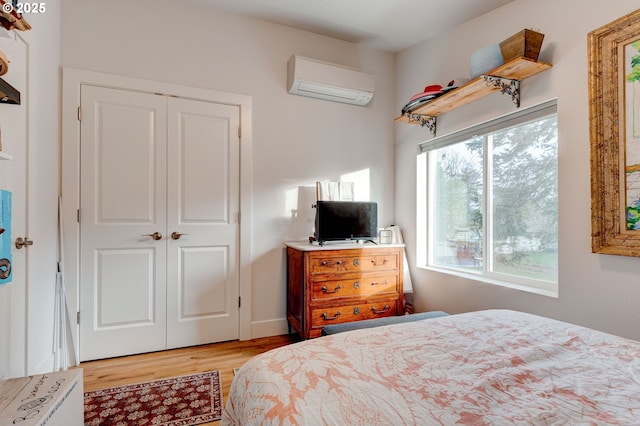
[223,310,640,425]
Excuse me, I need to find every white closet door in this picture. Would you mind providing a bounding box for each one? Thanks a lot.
[79,86,168,361]
[165,97,240,348]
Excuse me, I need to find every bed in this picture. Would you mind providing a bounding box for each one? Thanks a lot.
[222,310,640,425]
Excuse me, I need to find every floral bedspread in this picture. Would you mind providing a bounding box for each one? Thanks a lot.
[222,310,640,425]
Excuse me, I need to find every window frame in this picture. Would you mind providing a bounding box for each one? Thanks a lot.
[416,99,559,297]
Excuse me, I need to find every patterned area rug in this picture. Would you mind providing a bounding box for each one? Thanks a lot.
[84,371,221,426]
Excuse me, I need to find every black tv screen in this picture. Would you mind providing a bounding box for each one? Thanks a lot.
[314,201,378,244]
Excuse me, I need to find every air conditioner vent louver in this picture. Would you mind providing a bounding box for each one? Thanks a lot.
[287,55,375,106]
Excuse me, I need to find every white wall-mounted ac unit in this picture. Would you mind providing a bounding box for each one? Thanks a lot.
[287,55,375,106]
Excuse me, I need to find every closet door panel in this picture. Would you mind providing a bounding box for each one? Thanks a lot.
[166,97,240,348]
[79,86,167,361]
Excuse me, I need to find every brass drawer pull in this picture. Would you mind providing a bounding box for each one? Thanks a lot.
[371,258,390,266]
[371,304,390,314]
[370,280,390,286]
[321,260,342,266]
[322,311,342,321]
[321,284,342,294]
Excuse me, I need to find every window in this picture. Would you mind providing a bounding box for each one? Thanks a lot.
[417,100,558,295]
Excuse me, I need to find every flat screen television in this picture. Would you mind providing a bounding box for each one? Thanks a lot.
[314,201,378,245]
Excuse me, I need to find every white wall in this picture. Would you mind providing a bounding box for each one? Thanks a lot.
[395,0,640,340]
[60,0,396,337]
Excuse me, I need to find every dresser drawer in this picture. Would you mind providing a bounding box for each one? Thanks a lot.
[310,300,399,329]
[311,274,398,300]
[309,252,399,275]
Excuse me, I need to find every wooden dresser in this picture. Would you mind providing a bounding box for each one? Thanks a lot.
[286,242,404,339]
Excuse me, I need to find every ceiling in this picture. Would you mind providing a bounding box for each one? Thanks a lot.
[187,0,515,52]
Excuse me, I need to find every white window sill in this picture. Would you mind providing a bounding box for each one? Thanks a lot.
[418,265,559,299]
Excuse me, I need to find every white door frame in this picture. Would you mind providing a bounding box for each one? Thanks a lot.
[61,68,253,360]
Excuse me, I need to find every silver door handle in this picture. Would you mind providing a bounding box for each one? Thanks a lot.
[15,237,33,249]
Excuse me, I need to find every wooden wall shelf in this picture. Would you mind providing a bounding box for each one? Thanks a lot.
[0,77,20,104]
[395,56,552,135]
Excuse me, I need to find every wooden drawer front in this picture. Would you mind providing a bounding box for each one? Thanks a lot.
[311,274,399,300]
[311,301,398,329]
[309,253,399,275]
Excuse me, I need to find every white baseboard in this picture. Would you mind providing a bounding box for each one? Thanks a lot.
[250,318,289,339]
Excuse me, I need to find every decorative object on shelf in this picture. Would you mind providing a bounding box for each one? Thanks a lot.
[408,84,444,101]
[442,78,469,92]
[470,44,504,79]
[589,9,640,257]
[401,84,443,114]
[499,29,544,62]
[0,48,8,75]
[0,0,31,31]
[401,80,469,115]
[400,79,470,132]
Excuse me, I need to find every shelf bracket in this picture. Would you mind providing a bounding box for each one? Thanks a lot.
[483,75,520,107]
[405,114,437,136]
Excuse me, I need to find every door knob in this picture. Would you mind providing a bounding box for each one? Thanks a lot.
[171,232,188,240]
[141,232,163,241]
[15,237,34,249]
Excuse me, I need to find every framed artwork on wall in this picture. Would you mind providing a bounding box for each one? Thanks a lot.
[589,8,640,257]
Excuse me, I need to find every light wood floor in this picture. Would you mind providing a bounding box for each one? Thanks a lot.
[78,334,300,425]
